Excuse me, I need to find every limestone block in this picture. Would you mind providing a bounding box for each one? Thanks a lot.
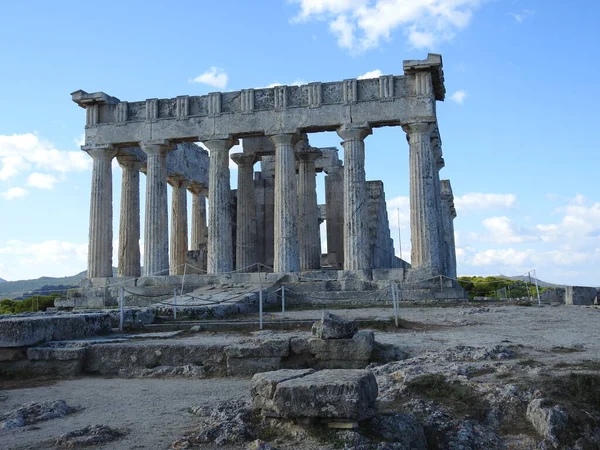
[269,369,378,420]
[0,314,112,348]
[291,331,374,361]
[526,398,568,446]
[0,348,26,362]
[565,286,597,305]
[225,339,290,358]
[27,347,86,361]
[311,311,358,339]
[251,369,315,411]
[226,357,282,377]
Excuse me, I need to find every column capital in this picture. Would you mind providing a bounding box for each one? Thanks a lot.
[187,181,207,196]
[168,174,190,189]
[84,144,117,160]
[402,122,436,137]
[296,148,322,163]
[230,152,257,167]
[202,137,238,153]
[269,133,302,147]
[337,124,372,142]
[140,140,175,155]
[116,153,143,169]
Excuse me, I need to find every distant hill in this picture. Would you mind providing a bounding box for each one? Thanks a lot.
[0,278,6,283]
[499,274,560,288]
[0,268,116,299]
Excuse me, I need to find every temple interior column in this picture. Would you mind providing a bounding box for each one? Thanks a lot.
[325,166,344,268]
[297,148,322,271]
[441,179,458,279]
[117,154,142,277]
[85,145,117,278]
[432,133,447,276]
[203,138,237,274]
[403,122,441,275]
[189,184,208,272]
[231,153,257,271]
[337,125,371,271]
[140,140,173,277]
[270,133,300,273]
[169,175,189,275]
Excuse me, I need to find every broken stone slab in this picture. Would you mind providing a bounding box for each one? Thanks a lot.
[55,424,126,447]
[0,314,112,347]
[291,330,374,362]
[311,311,358,339]
[225,338,290,358]
[27,346,86,361]
[227,357,283,377]
[252,369,378,421]
[0,400,76,430]
[251,369,315,411]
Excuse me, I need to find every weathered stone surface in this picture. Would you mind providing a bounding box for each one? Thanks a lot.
[0,400,75,430]
[227,357,282,377]
[27,346,85,361]
[526,398,568,446]
[251,369,315,411]
[0,347,26,362]
[225,338,290,358]
[311,311,358,339]
[169,175,189,275]
[55,424,126,447]
[117,154,142,277]
[0,314,112,347]
[297,149,321,271]
[270,369,378,420]
[292,331,374,362]
[565,286,597,306]
[368,413,427,449]
[231,153,257,271]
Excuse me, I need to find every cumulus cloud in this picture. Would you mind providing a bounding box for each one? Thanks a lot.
[511,9,534,23]
[27,173,57,189]
[0,187,28,200]
[450,90,467,104]
[290,0,485,51]
[261,80,306,88]
[357,69,383,79]
[0,133,90,182]
[480,216,537,244]
[189,67,229,89]
[454,192,517,214]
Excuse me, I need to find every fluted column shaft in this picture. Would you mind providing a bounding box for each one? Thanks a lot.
[403,123,441,274]
[297,150,321,270]
[117,155,142,277]
[337,126,371,271]
[86,146,117,278]
[441,179,458,279]
[140,141,172,276]
[231,153,257,271]
[270,134,300,273]
[204,138,236,274]
[190,186,207,250]
[169,176,189,275]
[432,136,447,275]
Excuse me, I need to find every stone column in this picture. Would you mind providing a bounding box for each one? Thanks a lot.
[203,138,237,274]
[117,154,142,277]
[231,153,257,271]
[189,184,207,251]
[431,134,447,275]
[403,122,441,275]
[270,134,301,273]
[140,140,173,277]
[169,175,189,275]
[297,149,322,271]
[325,166,344,268]
[336,125,371,271]
[85,145,117,278]
[441,180,458,280]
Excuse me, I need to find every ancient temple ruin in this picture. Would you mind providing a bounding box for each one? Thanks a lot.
[71,53,457,282]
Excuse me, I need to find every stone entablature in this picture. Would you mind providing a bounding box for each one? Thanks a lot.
[72,54,444,145]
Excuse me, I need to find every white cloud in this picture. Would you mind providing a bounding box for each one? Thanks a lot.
[480,216,537,244]
[0,187,28,200]
[469,248,535,267]
[290,0,484,51]
[0,133,90,182]
[357,69,383,79]
[536,195,600,244]
[261,80,306,89]
[27,172,58,189]
[450,89,467,104]
[454,192,517,214]
[189,67,229,89]
[511,9,534,23]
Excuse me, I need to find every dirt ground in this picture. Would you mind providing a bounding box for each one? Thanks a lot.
[1,304,599,450]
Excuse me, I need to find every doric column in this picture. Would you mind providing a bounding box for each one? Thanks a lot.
[85,145,117,278]
[441,180,458,279]
[117,154,142,277]
[189,184,207,251]
[140,140,173,277]
[325,166,344,268]
[269,133,301,273]
[231,153,257,271]
[431,133,447,276]
[403,122,441,274]
[204,138,237,274]
[297,148,322,271]
[169,175,189,275]
[336,125,372,271]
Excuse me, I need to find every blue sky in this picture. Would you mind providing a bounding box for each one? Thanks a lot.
[1,0,599,285]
